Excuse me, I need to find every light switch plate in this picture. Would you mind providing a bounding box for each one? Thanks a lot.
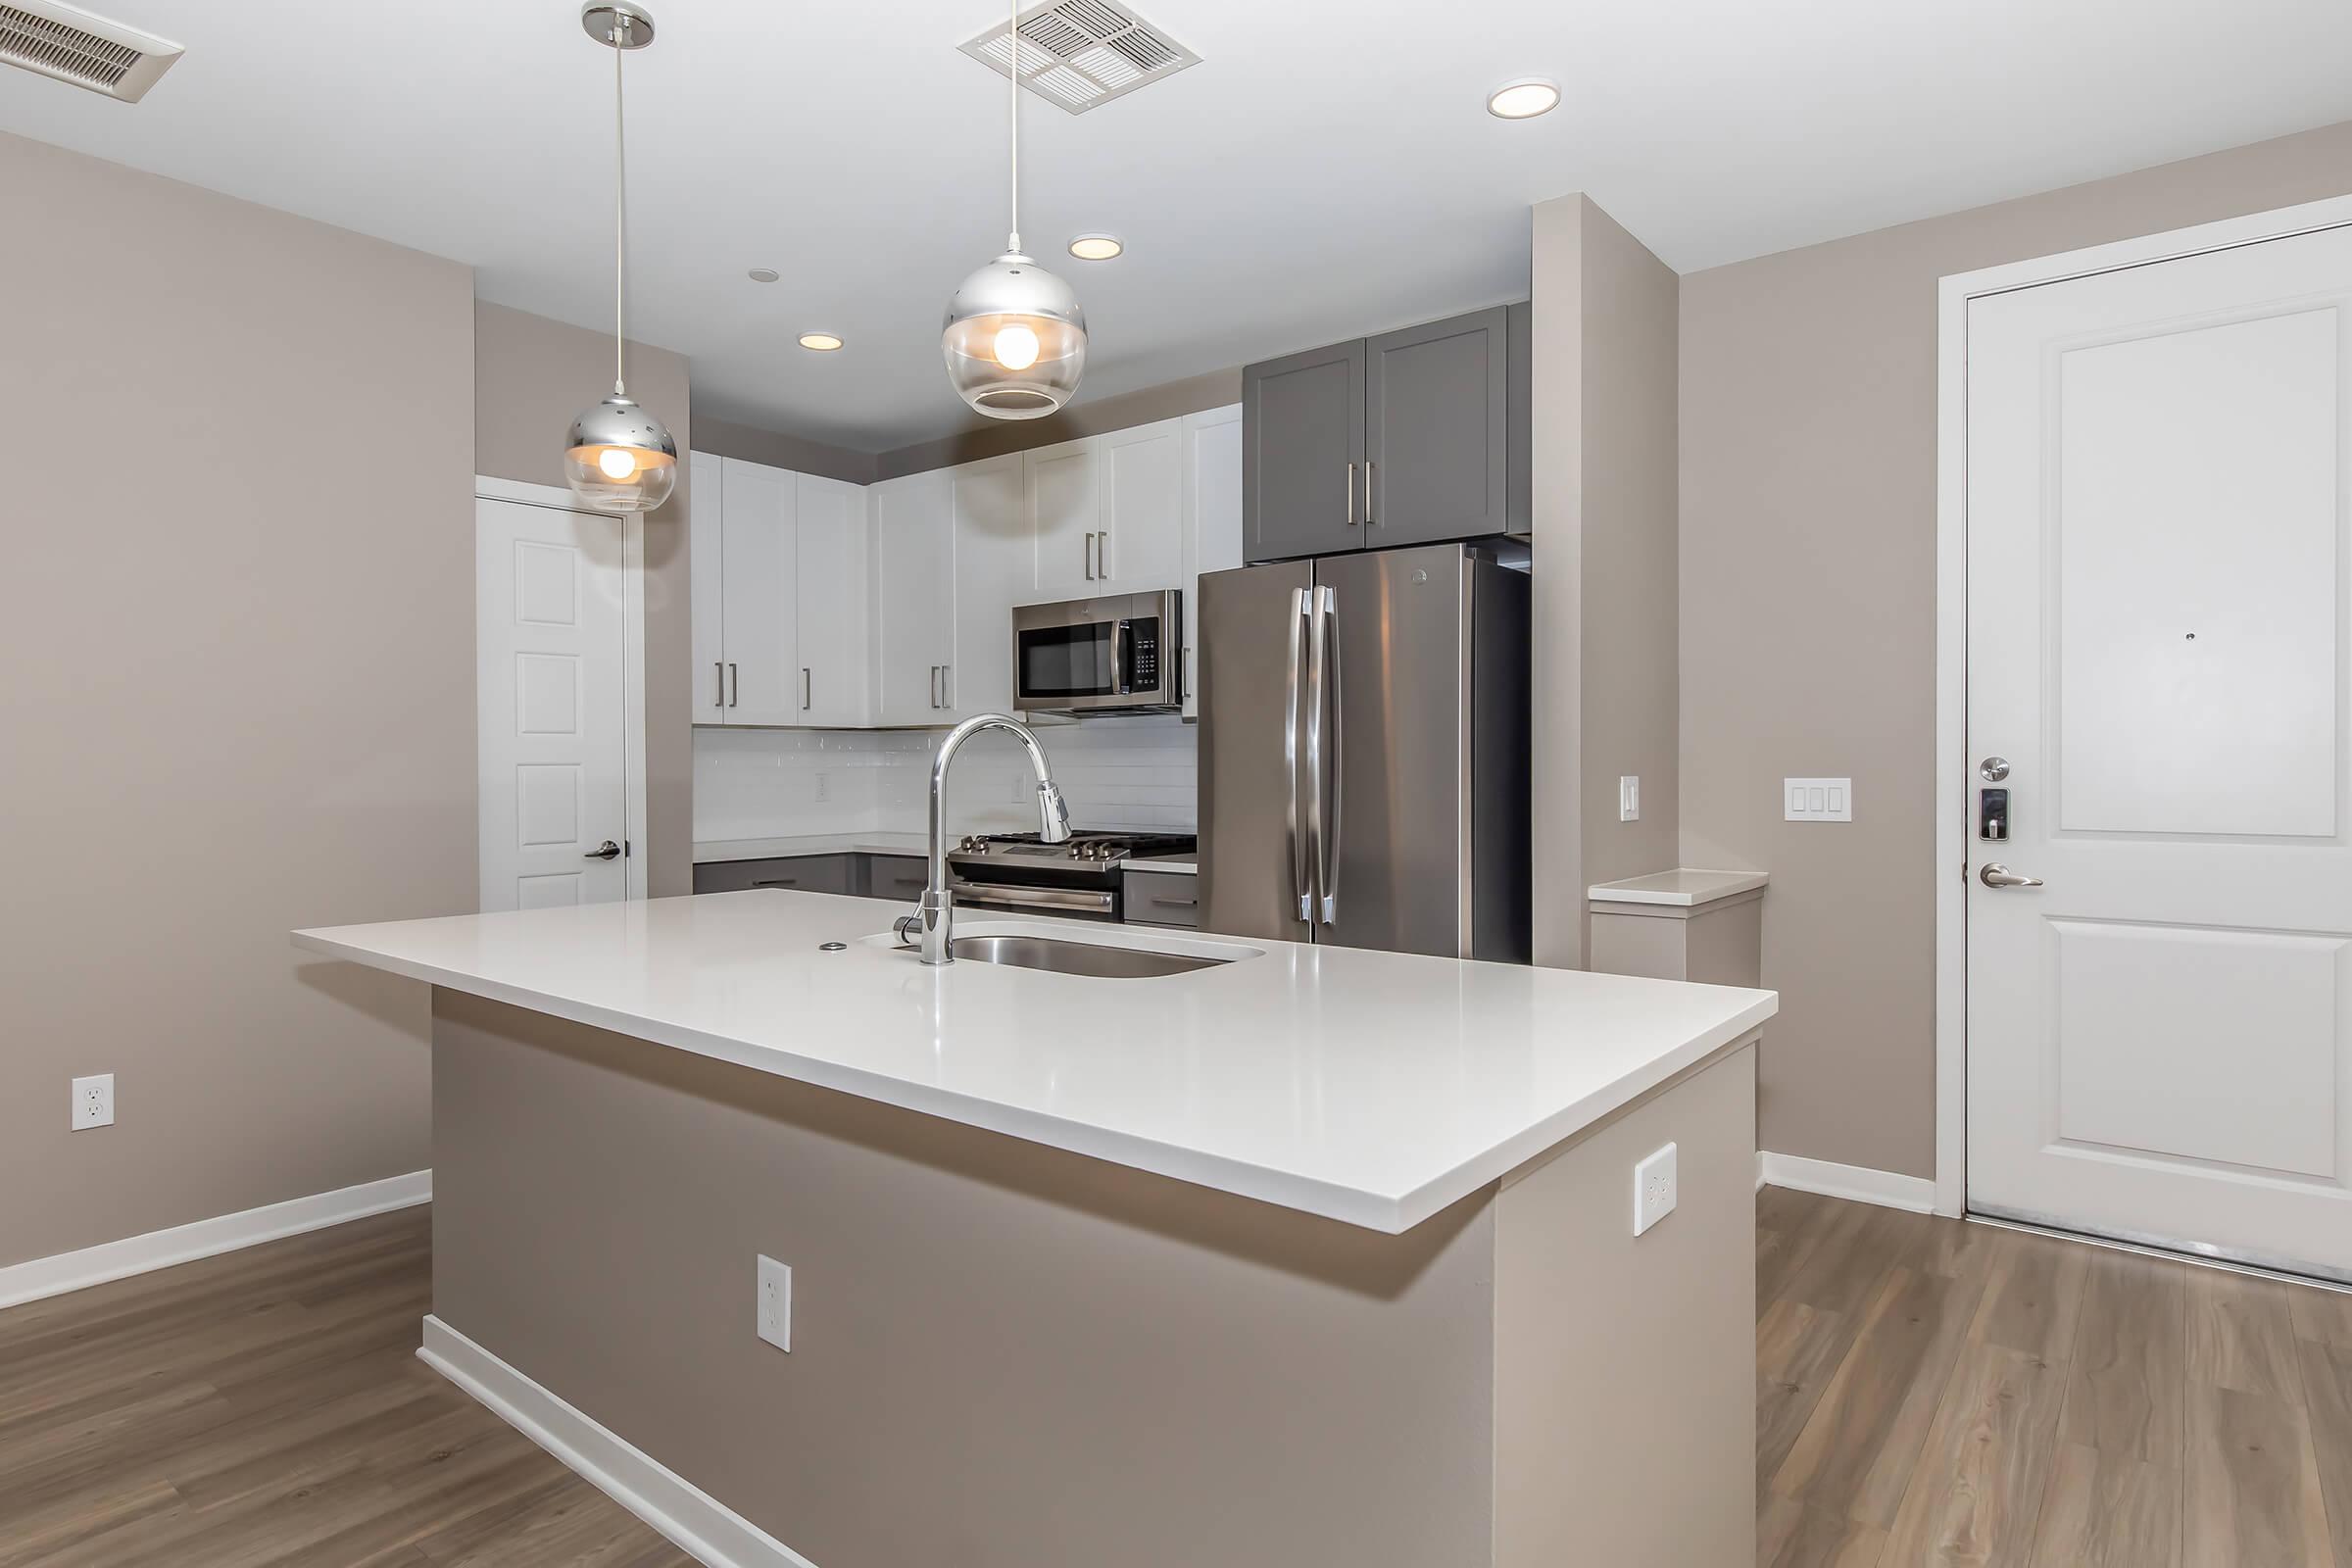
[1619,776,1640,822]
[1634,1143,1678,1236]
[1785,777,1853,822]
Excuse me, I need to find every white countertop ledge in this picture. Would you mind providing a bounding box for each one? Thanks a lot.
[293,893,1776,1234]
[1588,868,1770,906]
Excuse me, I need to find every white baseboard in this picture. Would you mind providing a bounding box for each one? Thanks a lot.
[0,1169,431,1312]
[1759,1152,1937,1214]
[420,1315,817,1568]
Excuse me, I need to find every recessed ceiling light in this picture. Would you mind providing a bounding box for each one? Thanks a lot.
[1486,77,1560,120]
[799,332,844,353]
[748,268,780,283]
[1068,233,1124,262]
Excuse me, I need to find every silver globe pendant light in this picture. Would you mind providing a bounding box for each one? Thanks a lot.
[941,0,1088,419]
[564,2,678,513]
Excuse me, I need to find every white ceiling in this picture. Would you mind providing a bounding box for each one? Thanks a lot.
[10,0,2352,451]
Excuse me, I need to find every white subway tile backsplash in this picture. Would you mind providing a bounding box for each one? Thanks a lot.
[695,715,1198,843]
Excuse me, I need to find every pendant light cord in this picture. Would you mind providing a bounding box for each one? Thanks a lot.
[1005,0,1020,254]
[612,17,629,396]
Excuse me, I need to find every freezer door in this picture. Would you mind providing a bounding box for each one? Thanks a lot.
[1199,561,1315,942]
[1312,545,1472,956]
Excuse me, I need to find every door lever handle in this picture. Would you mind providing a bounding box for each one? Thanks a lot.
[1979,862,2042,889]
[584,840,622,861]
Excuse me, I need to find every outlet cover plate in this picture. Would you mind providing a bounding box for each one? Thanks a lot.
[1634,1142,1677,1236]
[72,1073,115,1131]
[757,1254,792,1351]
[1785,777,1853,822]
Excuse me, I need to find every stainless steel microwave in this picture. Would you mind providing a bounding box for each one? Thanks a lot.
[1011,590,1183,714]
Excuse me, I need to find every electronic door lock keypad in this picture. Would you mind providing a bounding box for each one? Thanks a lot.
[1979,787,2010,842]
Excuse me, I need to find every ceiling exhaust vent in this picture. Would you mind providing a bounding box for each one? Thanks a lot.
[959,0,1198,115]
[0,1,182,103]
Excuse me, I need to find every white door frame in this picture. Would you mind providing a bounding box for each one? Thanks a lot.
[1933,192,2352,1218]
[476,475,650,904]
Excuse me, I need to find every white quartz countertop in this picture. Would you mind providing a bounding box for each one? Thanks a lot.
[293,893,1775,1234]
[695,832,930,864]
[1588,868,1770,906]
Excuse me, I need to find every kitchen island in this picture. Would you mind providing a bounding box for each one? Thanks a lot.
[295,890,1775,1568]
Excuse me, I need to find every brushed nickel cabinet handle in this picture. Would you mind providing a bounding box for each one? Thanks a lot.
[802,667,811,710]
[728,662,739,708]
[714,662,724,708]
[1345,461,1356,527]
[1084,530,1096,581]
[1364,461,1376,526]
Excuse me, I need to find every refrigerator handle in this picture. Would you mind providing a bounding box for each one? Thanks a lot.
[1316,586,1342,924]
[1304,584,1332,927]
[1284,587,1310,924]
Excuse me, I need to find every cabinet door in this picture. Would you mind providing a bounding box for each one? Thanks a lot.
[795,472,867,726]
[1027,437,1102,599]
[1244,338,1364,563]
[1364,307,1509,546]
[689,451,727,722]
[717,458,800,724]
[950,453,1027,718]
[1178,405,1244,718]
[1101,417,1183,588]
[869,469,956,725]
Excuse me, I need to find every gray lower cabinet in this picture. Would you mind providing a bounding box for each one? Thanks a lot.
[1244,304,1527,563]
[860,854,929,903]
[1122,868,1200,929]
[1244,338,1365,563]
[694,854,855,896]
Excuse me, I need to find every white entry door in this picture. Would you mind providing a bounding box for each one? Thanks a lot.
[476,496,630,912]
[1966,222,2352,1279]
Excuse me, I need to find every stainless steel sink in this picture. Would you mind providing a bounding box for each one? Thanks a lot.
[948,933,1228,979]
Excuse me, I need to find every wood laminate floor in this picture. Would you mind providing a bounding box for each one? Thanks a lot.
[7,1194,2350,1566]
[1760,1186,2352,1568]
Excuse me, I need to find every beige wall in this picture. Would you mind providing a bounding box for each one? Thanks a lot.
[1680,118,2352,1178]
[694,414,877,487]
[474,301,694,898]
[0,132,473,1268]
[1531,194,1682,968]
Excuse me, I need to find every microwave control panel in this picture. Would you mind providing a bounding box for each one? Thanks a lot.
[1125,618,1160,693]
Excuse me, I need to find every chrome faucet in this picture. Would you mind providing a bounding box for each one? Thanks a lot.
[899,713,1072,965]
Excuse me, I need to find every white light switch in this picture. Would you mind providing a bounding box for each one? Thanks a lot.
[1785,778,1853,822]
[1619,776,1640,822]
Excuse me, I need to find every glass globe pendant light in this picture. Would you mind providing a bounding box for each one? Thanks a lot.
[564,2,677,512]
[941,0,1087,419]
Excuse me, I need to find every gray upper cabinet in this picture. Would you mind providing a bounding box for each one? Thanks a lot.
[1365,307,1510,547]
[1244,338,1365,563]
[1244,305,1527,563]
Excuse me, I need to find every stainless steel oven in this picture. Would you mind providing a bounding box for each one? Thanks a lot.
[1011,590,1182,714]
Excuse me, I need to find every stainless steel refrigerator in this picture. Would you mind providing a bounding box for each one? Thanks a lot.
[1198,542,1530,960]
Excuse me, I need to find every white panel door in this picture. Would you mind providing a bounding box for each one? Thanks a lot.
[1179,405,1243,717]
[870,469,956,725]
[689,450,726,723]
[718,457,799,725]
[795,471,866,726]
[476,498,628,912]
[1966,224,2352,1278]
[1027,436,1102,599]
[951,453,1027,718]
[1102,417,1184,588]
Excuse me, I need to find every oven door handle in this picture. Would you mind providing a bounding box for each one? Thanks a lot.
[946,880,1117,915]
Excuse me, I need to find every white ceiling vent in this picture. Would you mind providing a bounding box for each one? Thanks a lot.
[959,0,1198,115]
[0,1,181,103]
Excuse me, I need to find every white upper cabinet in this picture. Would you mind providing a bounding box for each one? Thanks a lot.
[1027,437,1102,600]
[690,451,726,723]
[870,468,957,725]
[950,453,1028,718]
[718,457,802,726]
[1179,405,1244,717]
[795,472,867,726]
[1102,417,1185,590]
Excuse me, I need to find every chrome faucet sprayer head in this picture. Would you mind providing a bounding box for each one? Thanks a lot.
[1038,780,1073,844]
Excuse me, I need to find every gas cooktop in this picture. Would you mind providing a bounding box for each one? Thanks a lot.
[951,830,1196,867]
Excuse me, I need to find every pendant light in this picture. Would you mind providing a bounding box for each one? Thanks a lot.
[941,0,1087,419]
[564,2,677,513]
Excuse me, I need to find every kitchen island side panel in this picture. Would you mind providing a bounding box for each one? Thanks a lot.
[428,989,1498,1568]
[1494,1042,1758,1568]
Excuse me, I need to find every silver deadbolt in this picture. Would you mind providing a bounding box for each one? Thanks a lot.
[1978,757,2010,782]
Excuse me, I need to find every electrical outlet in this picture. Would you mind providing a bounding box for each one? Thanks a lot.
[1619,775,1641,822]
[1633,1142,1678,1236]
[812,772,830,804]
[72,1073,115,1131]
[757,1254,792,1351]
